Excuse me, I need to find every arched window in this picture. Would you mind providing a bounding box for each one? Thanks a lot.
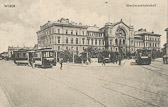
[115,39,118,45]
[123,39,125,45]
[115,28,126,37]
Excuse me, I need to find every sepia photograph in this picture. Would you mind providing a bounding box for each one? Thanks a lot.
[0,0,168,107]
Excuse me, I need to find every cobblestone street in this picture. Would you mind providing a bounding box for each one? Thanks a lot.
[0,59,168,107]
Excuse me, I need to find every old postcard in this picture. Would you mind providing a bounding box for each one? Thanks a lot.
[0,0,168,107]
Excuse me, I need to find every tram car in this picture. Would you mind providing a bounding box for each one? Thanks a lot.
[135,49,152,65]
[13,49,34,65]
[33,48,56,68]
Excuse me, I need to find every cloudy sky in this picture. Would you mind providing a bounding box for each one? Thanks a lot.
[0,0,167,52]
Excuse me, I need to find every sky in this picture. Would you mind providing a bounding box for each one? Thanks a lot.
[0,0,167,52]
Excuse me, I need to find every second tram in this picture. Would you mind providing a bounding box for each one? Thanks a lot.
[135,49,152,65]
[33,48,56,68]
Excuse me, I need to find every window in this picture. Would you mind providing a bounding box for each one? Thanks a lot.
[66,37,68,44]
[123,39,125,45]
[76,31,78,35]
[58,29,60,34]
[110,40,112,45]
[88,39,90,45]
[23,53,26,57]
[58,46,60,50]
[71,30,73,35]
[82,38,85,44]
[103,40,104,45]
[119,39,121,45]
[76,38,78,44]
[58,37,60,43]
[99,40,101,45]
[66,30,68,34]
[95,39,97,45]
[115,39,118,45]
[82,31,84,35]
[71,38,73,44]
[66,46,68,50]
[76,47,78,51]
[91,39,93,45]
[83,47,85,50]
[71,46,73,50]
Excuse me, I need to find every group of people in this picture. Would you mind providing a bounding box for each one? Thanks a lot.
[102,54,121,66]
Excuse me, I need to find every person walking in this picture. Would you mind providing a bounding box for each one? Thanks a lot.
[60,60,63,70]
[32,57,35,69]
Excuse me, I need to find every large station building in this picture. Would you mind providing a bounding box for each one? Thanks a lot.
[37,18,161,54]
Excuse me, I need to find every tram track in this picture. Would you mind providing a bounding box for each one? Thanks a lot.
[57,69,168,98]
[140,65,168,77]
[30,68,162,107]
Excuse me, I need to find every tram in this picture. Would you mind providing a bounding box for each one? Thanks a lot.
[13,49,34,65]
[33,48,56,68]
[135,49,152,65]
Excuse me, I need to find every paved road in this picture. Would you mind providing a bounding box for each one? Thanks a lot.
[0,59,168,107]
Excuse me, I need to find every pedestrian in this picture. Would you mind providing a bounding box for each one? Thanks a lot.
[32,58,35,69]
[60,60,63,70]
[102,58,104,66]
[115,55,118,64]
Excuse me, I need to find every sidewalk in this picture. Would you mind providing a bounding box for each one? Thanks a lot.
[0,83,11,107]
[63,60,127,67]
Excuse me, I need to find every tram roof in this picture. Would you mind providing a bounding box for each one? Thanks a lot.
[35,48,56,52]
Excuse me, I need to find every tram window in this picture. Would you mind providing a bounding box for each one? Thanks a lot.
[23,53,26,57]
[50,52,54,57]
[16,54,19,58]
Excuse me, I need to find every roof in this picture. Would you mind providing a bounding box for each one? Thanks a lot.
[103,19,132,29]
[37,18,88,33]
[135,31,161,36]
[87,26,100,32]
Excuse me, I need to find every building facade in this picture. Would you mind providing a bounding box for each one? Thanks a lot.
[37,18,88,53]
[100,19,134,54]
[87,25,105,50]
[37,18,161,54]
[134,29,161,51]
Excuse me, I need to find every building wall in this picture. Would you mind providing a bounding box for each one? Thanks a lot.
[37,19,161,55]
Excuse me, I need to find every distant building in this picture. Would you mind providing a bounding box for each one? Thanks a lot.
[134,29,161,51]
[8,46,33,59]
[0,52,8,59]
